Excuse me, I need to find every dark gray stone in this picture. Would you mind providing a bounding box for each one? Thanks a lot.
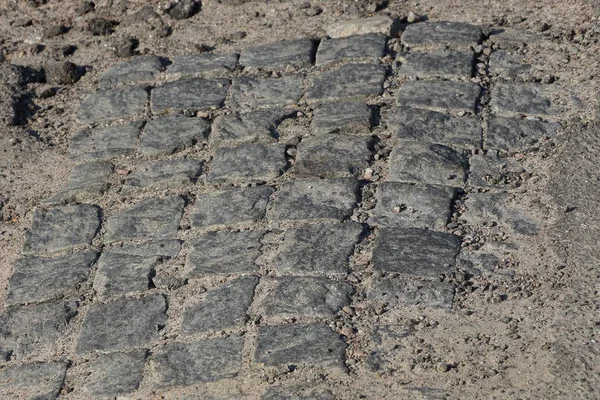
[207,144,288,184]
[78,86,148,124]
[191,186,274,228]
[45,162,113,204]
[166,53,239,80]
[311,101,373,134]
[490,83,553,117]
[0,361,67,400]
[262,386,334,400]
[397,81,481,113]
[85,350,147,397]
[99,56,164,89]
[398,51,474,79]
[166,0,200,20]
[151,78,229,113]
[274,222,363,276]
[69,121,143,161]
[23,204,101,255]
[185,230,264,277]
[468,154,527,188]
[140,114,210,156]
[76,294,167,354]
[239,39,315,70]
[315,33,386,66]
[372,228,460,277]
[229,75,304,109]
[6,251,98,306]
[181,275,259,334]
[105,239,182,259]
[104,196,184,243]
[488,27,540,50]
[487,117,561,152]
[369,277,454,309]
[269,178,359,222]
[306,63,386,102]
[489,50,532,80]
[123,159,203,191]
[401,21,483,49]
[254,324,346,369]
[93,253,160,299]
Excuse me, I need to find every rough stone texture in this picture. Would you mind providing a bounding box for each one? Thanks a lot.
[254,324,346,369]
[316,34,386,66]
[181,275,258,334]
[372,228,461,277]
[490,83,553,117]
[327,16,399,38]
[77,86,148,124]
[388,142,467,186]
[489,50,532,80]
[0,361,67,400]
[192,186,274,228]
[312,101,373,134]
[261,277,354,318]
[151,78,229,113]
[23,204,101,254]
[262,386,334,400]
[369,277,454,309]
[274,222,363,275]
[69,121,143,161]
[488,27,541,50]
[372,182,456,229]
[239,38,315,69]
[185,230,264,277]
[468,153,527,188]
[85,350,147,397]
[401,21,483,49]
[207,144,288,184]
[104,196,184,243]
[294,134,373,177]
[398,51,474,79]
[385,106,481,149]
[166,53,239,80]
[93,253,160,299]
[45,161,112,204]
[229,75,303,108]
[106,239,182,258]
[269,178,359,222]
[487,116,561,152]
[306,63,386,102]
[76,294,167,354]
[152,336,244,387]
[99,55,164,89]
[140,115,210,156]
[398,81,481,113]
[123,159,203,191]
[6,251,98,306]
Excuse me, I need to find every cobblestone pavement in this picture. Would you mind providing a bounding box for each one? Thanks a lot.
[0,18,563,399]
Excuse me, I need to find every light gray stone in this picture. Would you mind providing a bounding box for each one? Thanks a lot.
[166,53,239,80]
[85,350,147,397]
[140,114,210,156]
[326,16,399,38]
[488,27,541,49]
[316,33,386,66]
[487,116,561,152]
[45,162,113,205]
[69,121,142,161]
[229,75,304,109]
[397,81,481,113]
[123,159,203,191]
[398,51,474,79]
[490,83,553,117]
[0,361,67,400]
[207,144,288,184]
[306,63,386,102]
[401,21,483,49]
[489,50,532,80]
[78,86,148,124]
[468,153,527,188]
[369,277,454,309]
[99,56,165,89]
[311,101,373,134]
[93,253,160,299]
[151,78,229,113]
[105,239,182,259]
[239,39,315,69]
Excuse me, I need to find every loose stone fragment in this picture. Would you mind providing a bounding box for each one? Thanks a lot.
[401,21,483,49]
[372,182,456,229]
[489,50,531,80]
[76,294,167,354]
[123,159,203,191]
[369,277,454,309]
[398,81,481,113]
[490,83,553,117]
[468,153,526,188]
[104,196,184,243]
[312,101,373,134]
[166,53,239,80]
[93,253,160,299]
[151,78,229,113]
[487,116,560,152]
[207,144,288,184]
[239,38,315,70]
[372,228,460,277]
[166,0,200,20]
[185,230,264,277]
[6,251,98,306]
[23,204,101,254]
[44,60,79,85]
[0,361,67,400]
[78,86,148,124]
[152,336,244,386]
[140,114,210,156]
[106,239,182,258]
[69,121,143,161]
[262,386,334,400]
[388,142,467,186]
[269,178,359,222]
[254,324,346,369]
[327,16,399,38]
[182,275,258,334]
[192,186,274,228]
[85,350,147,397]
[45,161,113,204]
[306,63,386,102]
[316,33,386,66]
[99,55,165,89]
[229,75,303,108]
[398,51,474,79]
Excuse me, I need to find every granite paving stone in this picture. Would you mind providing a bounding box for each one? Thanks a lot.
[69,120,143,161]
[487,116,561,152]
[369,277,454,309]
[239,38,315,70]
[23,204,101,254]
[76,294,167,354]
[229,75,304,108]
[181,275,259,334]
[262,386,334,400]
[401,21,483,49]
[99,55,165,89]
[166,53,239,80]
[151,78,230,113]
[489,50,532,80]
[78,86,149,124]
[306,63,386,102]
[106,239,182,258]
[372,228,461,277]
[398,81,481,113]
[311,101,373,134]
[488,27,541,50]
[85,350,147,397]
[93,253,161,299]
[140,114,210,156]
[123,159,203,191]
[315,33,386,66]
[327,15,400,38]
[398,51,475,79]
[45,161,113,204]
[490,83,553,117]
[0,361,67,400]
[468,153,527,188]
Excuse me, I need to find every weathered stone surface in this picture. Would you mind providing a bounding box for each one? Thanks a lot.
[312,101,373,134]
[0,361,67,400]
[262,386,334,400]
[397,81,481,113]
[372,228,461,277]
[398,51,474,79]
[151,78,229,113]
[275,222,363,275]
[468,153,527,188]
[104,196,184,243]
[487,116,560,152]
[76,294,167,354]
[327,16,399,38]
[207,144,288,184]
[295,134,372,177]
[269,178,359,222]
[140,114,210,156]
[401,21,483,49]
[45,162,113,204]
[306,63,386,102]
[23,204,101,254]
[93,253,160,299]
[123,159,203,191]
[69,121,142,161]
[6,251,98,306]
[369,277,454,309]
[78,86,148,124]
[192,186,274,228]
[316,33,386,66]
[261,277,354,318]
[490,83,553,117]
[99,56,165,89]
[488,27,541,49]
[239,38,315,69]
[106,239,182,258]
[388,142,467,186]
[182,275,258,334]
[152,336,244,386]
[185,230,264,277]
[254,324,346,369]
[85,350,147,397]
[489,50,531,80]
[372,182,456,229]
[166,53,239,80]
[385,106,481,149]
[229,75,303,108]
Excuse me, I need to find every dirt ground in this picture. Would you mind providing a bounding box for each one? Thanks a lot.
[0,0,599,398]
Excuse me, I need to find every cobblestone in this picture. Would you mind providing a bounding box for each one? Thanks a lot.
[398,81,481,113]
[166,53,239,80]
[84,350,147,397]
[369,277,454,309]
[78,86,148,124]
[107,239,182,258]
[463,193,539,236]
[316,33,386,66]
[311,101,373,134]
[229,75,304,108]
[239,39,315,70]
[306,63,386,102]
[207,144,288,184]
[151,78,229,113]
[490,83,553,117]
[0,361,67,400]
[140,115,210,156]
[489,50,531,80]
[93,253,160,299]
[99,55,165,89]
[45,161,113,204]
[401,21,483,49]
[327,16,399,38]
[69,120,143,161]
[398,51,474,79]
[123,159,203,191]
[468,153,526,188]
[487,116,560,152]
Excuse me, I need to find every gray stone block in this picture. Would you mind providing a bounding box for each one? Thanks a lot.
[140,114,210,156]
[151,78,229,113]
[99,55,165,89]
[182,275,259,334]
[398,51,474,79]
[123,159,203,191]
[104,196,184,243]
[106,239,182,258]
[207,144,288,184]
[269,178,359,222]
[229,75,303,109]
[239,39,315,70]
[192,186,274,228]
[93,253,160,299]
[401,21,483,49]
[185,230,264,277]
[76,294,167,354]
[166,53,239,80]
[490,83,553,117]
[306,63,386,102]
[6,251,98,306]
[0,361,67,400]
[69,121,143,161]
[78,86,148,124]
[372,228,460,277]
[369,277,454,309]
[397,81,481,113]
[85,350,147,397]
[487,116,561,152]
[312,101,373,134]
[489,50,531,80]
[23,204,101,255]
[275,222,363,276]
[316,33,386,66]
[468,154,526,188]
[45,162,113,204]
[388,142,467,186]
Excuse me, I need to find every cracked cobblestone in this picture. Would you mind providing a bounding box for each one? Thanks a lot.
[212,108,297,147]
